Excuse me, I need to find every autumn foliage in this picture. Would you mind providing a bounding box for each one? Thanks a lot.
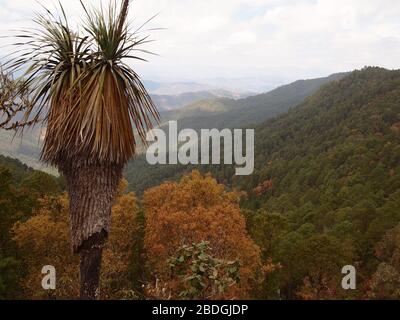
[143,170,262,299]
[12,181,140,299]
[367,224,400,299]
[253,179,273,196]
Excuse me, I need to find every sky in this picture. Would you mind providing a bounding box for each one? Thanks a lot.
[1,0,400,91]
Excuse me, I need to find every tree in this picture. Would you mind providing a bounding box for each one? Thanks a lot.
[12,184,140,299]
[167,241,241,300]
[0,71,35,130]
[143,171,262,299]
[4,0,159,299]
[0,254,20,300]
[368,224,400,299]
[0,162,57,299]
[275,233,355,299]
[368,263,400,300]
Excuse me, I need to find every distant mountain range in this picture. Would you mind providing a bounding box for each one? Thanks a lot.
[159,72,348,130]
[144,80,252,96]
[145,79,255,112]
[151,90,251,112]
[144,76,291,95]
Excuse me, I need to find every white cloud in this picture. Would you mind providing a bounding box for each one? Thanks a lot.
[228,31,258,46]
[1,0,400,89]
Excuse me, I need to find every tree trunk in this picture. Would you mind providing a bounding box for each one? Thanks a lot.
[79,231,106,299]
[60,160,123,300]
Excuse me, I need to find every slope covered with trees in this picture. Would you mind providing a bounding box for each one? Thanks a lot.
[125,67,400,299]
[124,73,347,193]
[208,67,400,298]
[0,155,62,299]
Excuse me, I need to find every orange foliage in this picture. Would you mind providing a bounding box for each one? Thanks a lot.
[296,276,338,300]
[143,170,262,299]
[253,179,273,196]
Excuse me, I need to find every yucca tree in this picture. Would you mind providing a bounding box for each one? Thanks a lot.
[5,0,159,299]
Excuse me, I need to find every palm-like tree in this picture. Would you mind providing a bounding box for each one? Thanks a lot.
[5,0,159,299]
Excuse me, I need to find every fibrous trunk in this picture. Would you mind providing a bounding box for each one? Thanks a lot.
[60,160,123,300]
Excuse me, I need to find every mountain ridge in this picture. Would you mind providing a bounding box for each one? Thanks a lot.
[159,72,348,130]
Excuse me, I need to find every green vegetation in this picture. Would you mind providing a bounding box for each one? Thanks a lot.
[168,241,241,300]
[212,67,400,298]
[124,73,347,193]
[0,155,62,299]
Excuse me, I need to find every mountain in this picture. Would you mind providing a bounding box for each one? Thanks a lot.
[144,76,290,94]
[0,127,55,174]
[151,90,249,112]
[159,72,347,130]
[2,67,399,300]
[199,76,290,93]
[212,66,400,298]
[125,67,400,298]
[229,67,400,194]
[124,72,348,193]
[125,68,399,199]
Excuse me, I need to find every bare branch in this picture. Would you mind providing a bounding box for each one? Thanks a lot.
[0,71,38,131]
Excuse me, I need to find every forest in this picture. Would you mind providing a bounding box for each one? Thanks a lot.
[1,67,399,300]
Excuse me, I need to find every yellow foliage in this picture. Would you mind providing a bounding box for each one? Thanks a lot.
[12,182,139,300]
[143,170,262,299]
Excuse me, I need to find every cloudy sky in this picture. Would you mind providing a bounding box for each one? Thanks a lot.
[1,0,400,90]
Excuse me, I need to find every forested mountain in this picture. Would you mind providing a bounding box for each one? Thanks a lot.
[123,67,400,299]
[124,72,347,193]
[210,66,400,298]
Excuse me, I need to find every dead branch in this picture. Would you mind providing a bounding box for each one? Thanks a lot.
[0,71,37,131]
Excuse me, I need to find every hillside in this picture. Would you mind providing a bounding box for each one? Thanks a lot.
[125,67,400,298]
[124,72,348,193]
[228,67,400,197]
[150,67,400,226]
[160,72,347,130]
[0,127,55,174]
[207,67,400,298]
[0,155,62,299]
